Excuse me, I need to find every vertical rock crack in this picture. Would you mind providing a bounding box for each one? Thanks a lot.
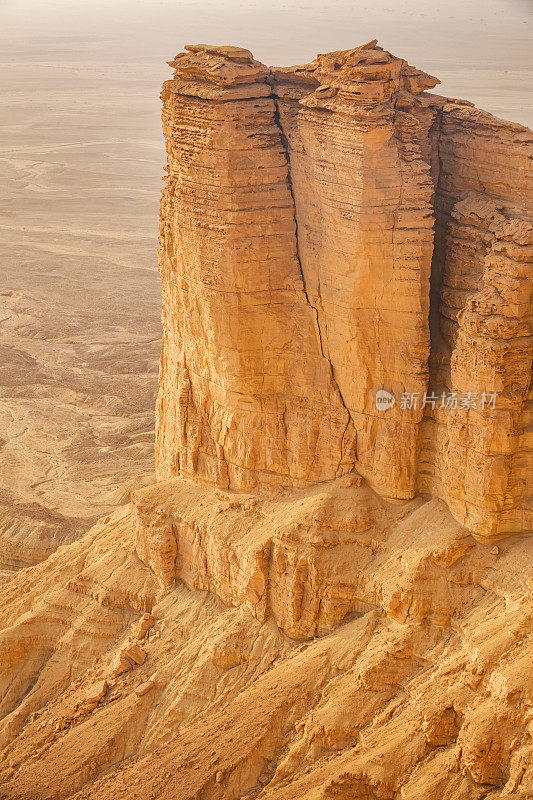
[267,75,357,468]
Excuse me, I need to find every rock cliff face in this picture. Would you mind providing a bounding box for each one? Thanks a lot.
[0,41,531,800]
[156,42,532,538]
[156,45,354,492]
[419,106,533,536]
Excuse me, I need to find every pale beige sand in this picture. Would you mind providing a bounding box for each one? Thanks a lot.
[0,58,162,574]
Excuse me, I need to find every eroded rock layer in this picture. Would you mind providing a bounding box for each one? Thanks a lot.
[156,45,354,491]
[156,43,532,538]
[270,44,439,499]
[0,478,531,800]
[419,103,533,536]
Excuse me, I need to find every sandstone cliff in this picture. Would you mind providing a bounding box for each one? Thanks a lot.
[0,41,531,800]
[156,42,532,538]
[156,44,355,492]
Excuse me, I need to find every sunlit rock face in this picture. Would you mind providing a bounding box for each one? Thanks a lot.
[156,42,532,537]
[418,107,533,537]
[156,44,355,492]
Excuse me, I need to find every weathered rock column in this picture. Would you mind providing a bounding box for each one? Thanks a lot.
[156,41,532,537]
[156,44,354,491]
[270,43,440,498]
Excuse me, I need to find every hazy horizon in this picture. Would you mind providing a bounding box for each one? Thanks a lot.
[1,0,532,127]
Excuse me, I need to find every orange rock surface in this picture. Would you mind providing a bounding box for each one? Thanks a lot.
[0,42,531,800]
[156,42,532,538]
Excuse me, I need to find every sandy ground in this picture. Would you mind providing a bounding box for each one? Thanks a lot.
[0,56,163,575]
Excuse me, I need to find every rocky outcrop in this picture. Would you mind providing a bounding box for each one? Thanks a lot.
[419,104,533,536]
[0,477,531,800]
[156,45,354,492]
[270,44,439,501]
[131,475,477,638]
[156,42,532,538]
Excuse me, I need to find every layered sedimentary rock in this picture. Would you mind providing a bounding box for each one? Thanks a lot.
[0,476,531,800]
[133,474,395,638]
[156,42,532,537]
[270,44,439,500]
[131,475,495,639]
[156,45,354,491]
[419,105,533,536]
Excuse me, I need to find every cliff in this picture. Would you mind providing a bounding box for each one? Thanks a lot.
[0,41,531,800]
[156,41,532,538]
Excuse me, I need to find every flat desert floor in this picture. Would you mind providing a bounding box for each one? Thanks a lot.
[0,0,531,579]
[0,55,163,576]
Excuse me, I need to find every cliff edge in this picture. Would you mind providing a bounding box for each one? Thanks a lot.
[156,41,532,538]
